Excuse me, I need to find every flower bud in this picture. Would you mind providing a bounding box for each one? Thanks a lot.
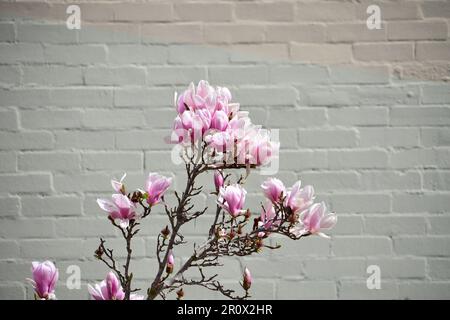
[245,209,251,220]
[176,288,184,300]
[242,267,252,291]
[161,225,171,238]
[166,251,174,274]
[214,170,224,192]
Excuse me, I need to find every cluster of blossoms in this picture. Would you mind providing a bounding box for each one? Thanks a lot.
[171,80,278,166]
[27,81,336,300]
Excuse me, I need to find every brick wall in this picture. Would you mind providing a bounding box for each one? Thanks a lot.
[0,0,449,300]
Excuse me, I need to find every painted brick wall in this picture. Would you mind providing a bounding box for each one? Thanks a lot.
[0,0,450,300]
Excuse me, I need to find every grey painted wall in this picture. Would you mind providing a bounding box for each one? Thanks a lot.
[0,0,450,300]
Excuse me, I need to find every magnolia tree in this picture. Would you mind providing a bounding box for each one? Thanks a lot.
[28,81,337,300]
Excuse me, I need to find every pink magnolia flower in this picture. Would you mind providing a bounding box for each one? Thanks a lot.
[166,250,175,274]
[145,173,172,206]
[258,202,279,237]
[290,202,337,239]
[284,181,315,214]
[242,267,252,290]
[217,184,247,217]
[111,173,126,194]
[88,272,125,300]
[28,261,59,300]
[211,110,229,131]
[261,178,285,203]
[213,170,224,192]
[97,194,137,228]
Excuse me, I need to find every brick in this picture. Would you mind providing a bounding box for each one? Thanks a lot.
[82,152,143,171]
[360,170,421,191]
[169,44,228,64]
[23,66,82,86]
[22,195,82,217]
[19,152,80,172]
[423,170,450,190]
[365,216,427,236]
[209,66,268,85]
[266,24,326,43]
[329,65,389,84]
[328,193,391,214]
[422,1,450,18]
[0,66,20,86]
[21,239,84,260]
[230,44,288,63]
[394,236,450,256]
[114,88,173,108]
[393,193,450,213]
[388,21,447,41]
[0,132,54,150]
[236,2,294,21]
[0,197,20,217]
[279,129,298,149]
[114,3,173,22]
[356,1,419,20]
[291,43,352,63]
[145,151,178,171]
[353,43,413,62]
[331,215,364,235]
[428,259,450,279]
[79,23,140,44]
[299,129,357,148]
[0,109,18,131]
[0,43,44,63]
[0,219,55,239]
[327,23,386,43]
[0,284,25,300]
[0,22,14,42]
[233,87,297,106]
[279,150,328,170]
[142,24,203,44]
[422,84,450,104]
[54,173,113,193]
[55,218,117,238]
[390,107,450,126]
[328,107,388,126]
[115,130,171,150]
[272,236,330,257]
[416,42,450,61]
[299,171,361,192]
[399,282,450,299]
[0,240,19,258]
[204,23,265,44]
[303,258,366,279]
[17,23,77,43]
[108,45,167,64]
[175,3,232,22]
[332,237,392,256]
[359,128,420,147]
[82,110,145,128]
[44,45,107,65]
[339,281,398,299]
[55,131,115,150]
[85,67,146,86]
[296,3,356,21]
[396,62,450,81]
[390,148,450,169]
[148,66,206,85]
[144,109,176,128]
[367,257,426,279]
[277,280,336,299]
[270,65,328,84]
[21,110,82,129]
[50,88,114,108]
[0,174,51,193]
[421,128,450,147]
[429,216,450,235]
[328,149,388,169]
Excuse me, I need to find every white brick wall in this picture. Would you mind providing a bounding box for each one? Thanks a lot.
[0,0,449,300]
